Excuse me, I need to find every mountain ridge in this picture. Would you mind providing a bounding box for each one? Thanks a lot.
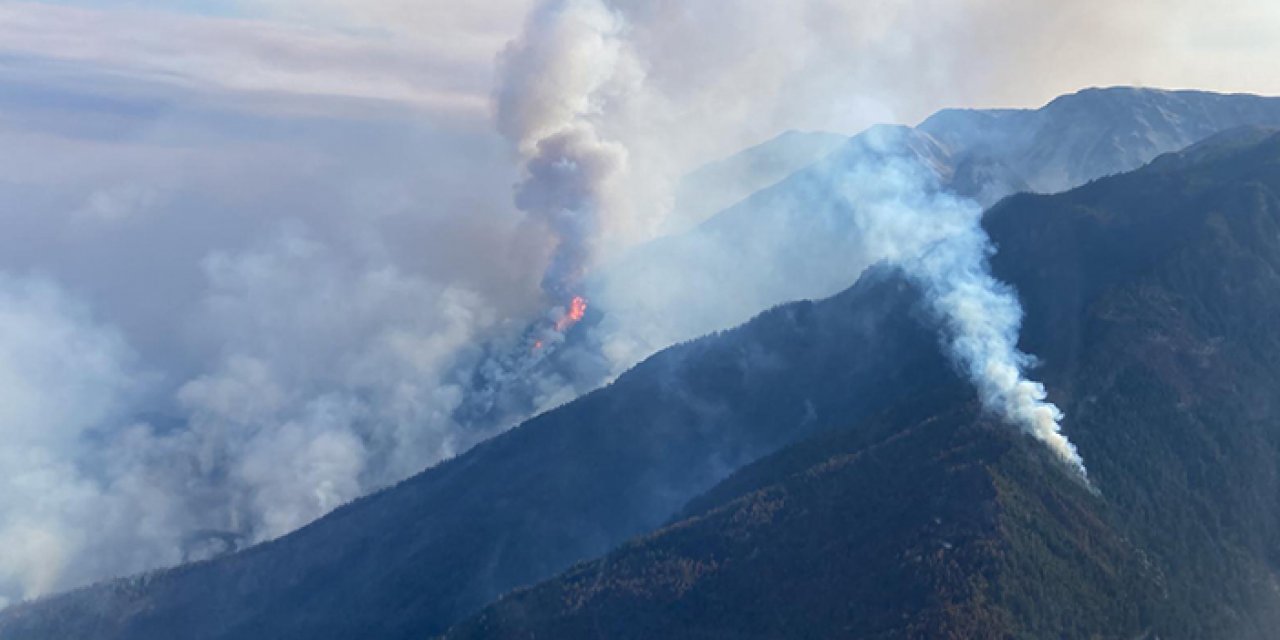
[441,128,1280,638]
[6,96,1280,640]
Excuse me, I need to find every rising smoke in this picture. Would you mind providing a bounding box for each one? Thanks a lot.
[495,0,634,300]
[821,129,1087,476]
[443,0,635,433]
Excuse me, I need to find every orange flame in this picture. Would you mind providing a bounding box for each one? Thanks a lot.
[554,296,588,332]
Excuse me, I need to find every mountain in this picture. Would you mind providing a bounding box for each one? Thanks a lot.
[588,88,1280,366]
[6,94,1280,640]
[0,269,952,639]
[920,87,1280,199]
[445,128,1280,638]
[444,408,1143,640]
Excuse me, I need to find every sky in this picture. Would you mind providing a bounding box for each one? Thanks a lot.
[1,0,1279,606]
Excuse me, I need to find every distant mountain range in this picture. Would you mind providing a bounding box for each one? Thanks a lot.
[590,88,1280,364]
[6,89,1280,640]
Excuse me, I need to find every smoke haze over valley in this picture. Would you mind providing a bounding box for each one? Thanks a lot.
[3,2,1280,636]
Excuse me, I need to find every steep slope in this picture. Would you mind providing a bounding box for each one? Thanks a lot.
[989,127,1280,637]
[445,409,1150,640]
[446,129,1280,638]
[590,88,1280,363]
[0,268,951,639]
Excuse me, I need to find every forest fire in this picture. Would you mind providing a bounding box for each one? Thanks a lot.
[530,296,589,353]
[554,296,588,332]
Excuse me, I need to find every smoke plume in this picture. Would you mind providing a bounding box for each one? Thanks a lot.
[911,215,1087,476]
[825,130,1087,476]
[495,0,634,299]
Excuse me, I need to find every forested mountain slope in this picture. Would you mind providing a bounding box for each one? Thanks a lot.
[447,129,1280,639]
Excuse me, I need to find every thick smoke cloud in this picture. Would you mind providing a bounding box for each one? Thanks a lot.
[0,47,550,602]
[0,274,162,606]
[176,229,500,538]
[495,0,634,298]
[0,232,509,603]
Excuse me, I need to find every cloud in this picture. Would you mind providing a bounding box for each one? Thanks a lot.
[0,1,510,119]
[70,185,165,223]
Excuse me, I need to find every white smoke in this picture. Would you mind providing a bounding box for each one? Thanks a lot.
[911,212,1087,476]
[0,274,181,602]
[176,228,499,540]
[0,228,509,603]
[823,130,1087,476]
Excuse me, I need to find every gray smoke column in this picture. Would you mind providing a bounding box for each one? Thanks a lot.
[466,0,630,430]
[495,0,633,300]
[828,130,1088,478]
